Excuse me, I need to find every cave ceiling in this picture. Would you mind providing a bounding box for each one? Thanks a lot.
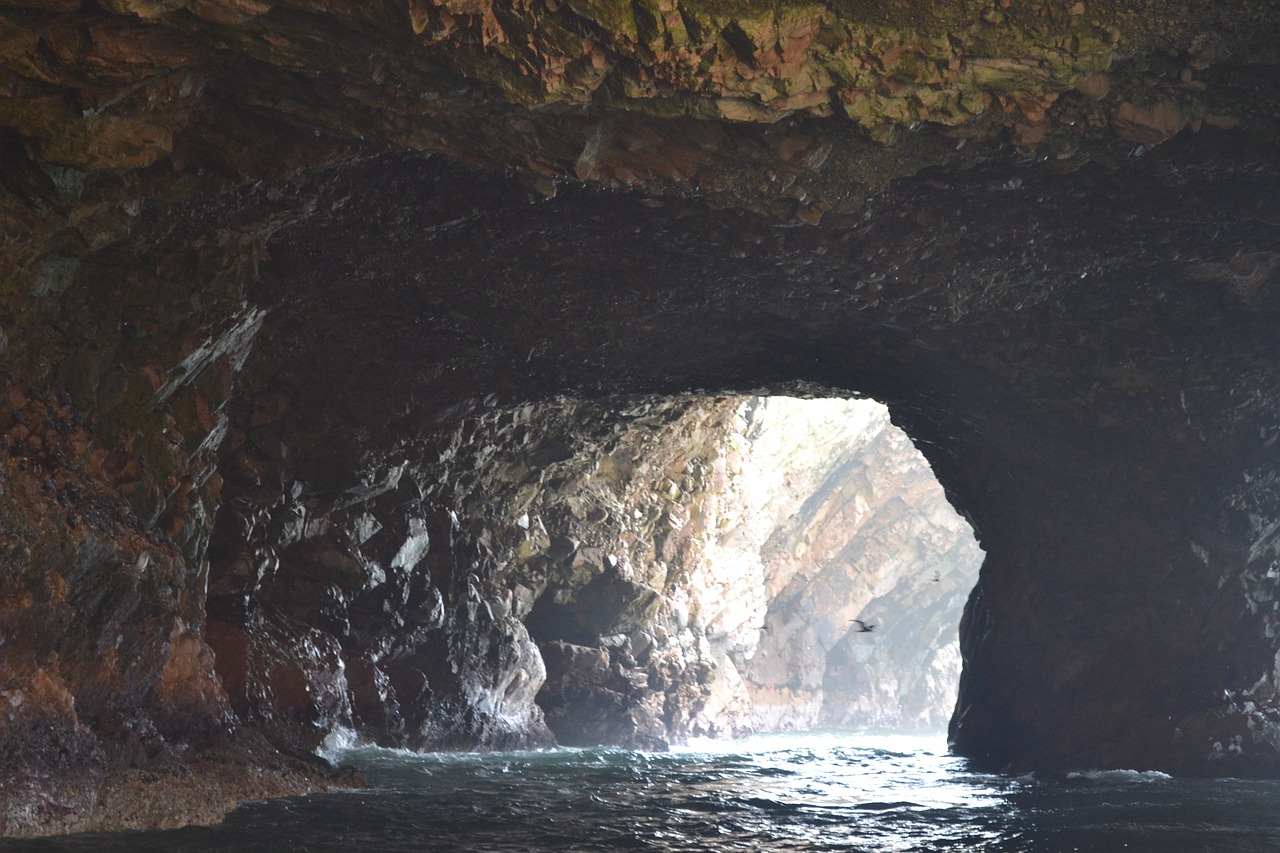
[3,0,1278,415]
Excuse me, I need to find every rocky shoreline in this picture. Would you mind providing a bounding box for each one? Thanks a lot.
[1,731,361,839]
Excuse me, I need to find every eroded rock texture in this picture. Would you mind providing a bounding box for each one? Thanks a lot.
[728,398,980,733]
[3,0,1280,838]
[201,388,977,756]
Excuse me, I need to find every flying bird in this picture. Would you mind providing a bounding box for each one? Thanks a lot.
[852,619,876,633]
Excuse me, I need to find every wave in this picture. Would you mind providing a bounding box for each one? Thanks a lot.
[317,724,363,762]
[673,730,948,757]
[1066,768,1173,783]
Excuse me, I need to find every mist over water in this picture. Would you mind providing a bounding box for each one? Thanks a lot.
[8,732,1280,852]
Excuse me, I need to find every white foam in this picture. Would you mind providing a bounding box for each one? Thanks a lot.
[317,725,362,762]
[1067,768,1173,783]
[671,730,949,760]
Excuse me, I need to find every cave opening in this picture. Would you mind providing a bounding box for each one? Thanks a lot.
[7,0,1280,840]
[198,386,982,759]
[517,394,983,750]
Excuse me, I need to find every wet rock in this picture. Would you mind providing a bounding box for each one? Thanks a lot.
[538,641,667,750]
[205,617,352,752]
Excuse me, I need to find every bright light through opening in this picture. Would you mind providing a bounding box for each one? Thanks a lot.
[694,396,983,736]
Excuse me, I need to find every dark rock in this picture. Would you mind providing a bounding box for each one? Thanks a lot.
[538,641,668,750]
[546,534,577,561]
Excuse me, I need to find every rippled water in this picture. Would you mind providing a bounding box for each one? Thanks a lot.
[9,731,1280,851]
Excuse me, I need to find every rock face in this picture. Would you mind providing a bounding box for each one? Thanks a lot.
[524,396,980,746]
[202,389,979,759]
[723,399,981,733]
[3,0,1280,838]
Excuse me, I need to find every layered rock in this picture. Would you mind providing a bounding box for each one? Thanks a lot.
[2,0,1277,235]
[720,399,982,733]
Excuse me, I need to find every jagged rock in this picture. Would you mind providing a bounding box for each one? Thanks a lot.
[538,640,668,750]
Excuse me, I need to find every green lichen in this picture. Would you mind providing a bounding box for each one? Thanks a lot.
[564,0,639,41]
[466,0,1124,131]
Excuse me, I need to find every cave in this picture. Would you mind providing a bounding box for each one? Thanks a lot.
[2,0,1280,839]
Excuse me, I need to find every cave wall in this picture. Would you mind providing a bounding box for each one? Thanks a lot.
[204,392,740,753]
[0,186,339,835]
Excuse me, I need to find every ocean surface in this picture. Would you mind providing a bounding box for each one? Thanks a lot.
[8,731,1280,852]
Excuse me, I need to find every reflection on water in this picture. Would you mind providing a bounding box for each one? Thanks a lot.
[7,731,1280,852]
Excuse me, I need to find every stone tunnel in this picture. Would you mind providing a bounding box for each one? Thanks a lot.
[1,0,1280,837]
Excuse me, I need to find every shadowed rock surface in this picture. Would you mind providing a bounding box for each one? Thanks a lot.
[2,0,1280,837]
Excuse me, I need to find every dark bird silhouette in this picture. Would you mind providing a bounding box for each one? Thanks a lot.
[851,619,876,633]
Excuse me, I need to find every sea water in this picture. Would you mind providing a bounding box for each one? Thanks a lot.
[7,731,1280,851]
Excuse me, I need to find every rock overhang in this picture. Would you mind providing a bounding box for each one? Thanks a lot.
[2,0,1279,212]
